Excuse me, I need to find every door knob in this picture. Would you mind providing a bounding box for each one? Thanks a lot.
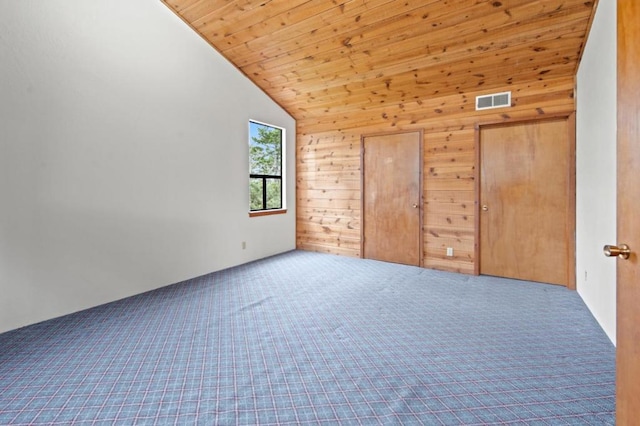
[412,204,419,209]
[603,244,631,260]
[482,205,489,211]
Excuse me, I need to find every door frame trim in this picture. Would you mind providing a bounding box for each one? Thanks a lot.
[360,129,424,266]
[474,114,576,289]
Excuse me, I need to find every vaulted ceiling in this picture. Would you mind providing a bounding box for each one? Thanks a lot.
[162,0,596,121]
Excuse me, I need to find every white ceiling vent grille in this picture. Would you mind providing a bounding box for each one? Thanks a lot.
[475,91,511,111]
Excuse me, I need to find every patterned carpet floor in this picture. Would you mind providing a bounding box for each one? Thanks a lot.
[0,250,615,425]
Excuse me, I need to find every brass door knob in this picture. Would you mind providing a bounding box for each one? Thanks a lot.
[603,244,631,260]
[412,204,419,209]
[482,205,489,211]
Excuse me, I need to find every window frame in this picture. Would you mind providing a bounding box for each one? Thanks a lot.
[248,120,286,217]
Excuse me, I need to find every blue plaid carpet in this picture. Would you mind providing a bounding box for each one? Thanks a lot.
[0,250,615,425]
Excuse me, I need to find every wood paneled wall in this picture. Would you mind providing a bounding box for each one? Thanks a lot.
[296,76,575,274]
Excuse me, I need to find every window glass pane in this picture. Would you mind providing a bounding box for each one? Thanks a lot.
[249,120,284,213]
[249,122,282,176]
[250,178,264,211]
[266,178,282,209]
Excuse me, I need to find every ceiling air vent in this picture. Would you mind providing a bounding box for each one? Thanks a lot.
[475,91,511,111]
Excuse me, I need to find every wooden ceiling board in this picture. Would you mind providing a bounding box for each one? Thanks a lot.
[177,0,244,23]
[191,0,294,28]
[295,75,575,133]
[161,0,596,121]
[164,0,202,14]
[261,21,586,94]
[278,42,581,109]
[194,0,319,46]
[213,0,399,65]
[222,0,463,69]
[260,4,590,77]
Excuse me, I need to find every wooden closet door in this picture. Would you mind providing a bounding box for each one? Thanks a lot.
[479,118,574,286]
[362,131,422,266]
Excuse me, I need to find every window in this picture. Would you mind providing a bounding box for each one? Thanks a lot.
[249,121,285,215]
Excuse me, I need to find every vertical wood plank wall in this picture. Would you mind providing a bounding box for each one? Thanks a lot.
[296,76,575,274]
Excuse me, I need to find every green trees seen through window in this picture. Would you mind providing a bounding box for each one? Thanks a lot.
[249,121,283,211]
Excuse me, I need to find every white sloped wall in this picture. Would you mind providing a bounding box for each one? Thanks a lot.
[0,0,295,334]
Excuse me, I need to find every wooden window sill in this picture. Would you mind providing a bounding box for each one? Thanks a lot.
[249,209,287,218]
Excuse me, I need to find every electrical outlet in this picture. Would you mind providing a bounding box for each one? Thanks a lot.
[242,241,246,250]
[446,247,454,257]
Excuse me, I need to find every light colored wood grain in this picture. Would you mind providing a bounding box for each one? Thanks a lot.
[362,131,422,266]
[297,77,574,273]
[616,0,640,422]
[479,118,572,286]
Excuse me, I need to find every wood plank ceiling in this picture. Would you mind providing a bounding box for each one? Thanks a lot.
[161,0,596,121]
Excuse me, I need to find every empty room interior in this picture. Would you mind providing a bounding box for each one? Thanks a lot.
[1,0,638,424]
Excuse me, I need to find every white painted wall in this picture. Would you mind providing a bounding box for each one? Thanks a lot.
[0,1,296,334]
[576,0,616,344]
